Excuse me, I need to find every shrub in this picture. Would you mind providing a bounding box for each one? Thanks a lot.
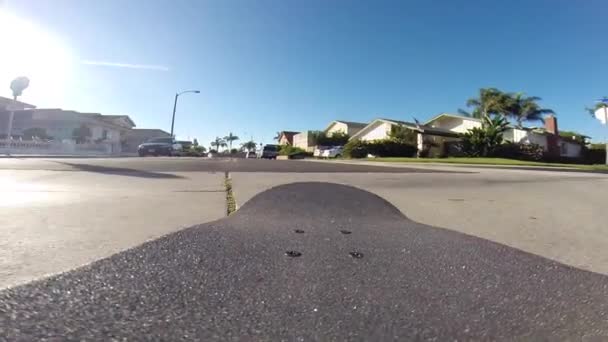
[191,145,206,153]
[367,140,417,157]
[461,115,509,157]
[584,146,606,164]
[388,124,417,145]
[279,145,306,156]
[344,140,368,158]
[343,139,417,158]
[493,143,545,161]
[311,131,350,146]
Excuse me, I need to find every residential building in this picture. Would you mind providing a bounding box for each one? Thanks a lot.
[0,105,135,154]
[425,113,586,158]
[293,131,317,152]
[347,113,586,159]
[324,120,367,137]
[123,128,171,153]
[0,96,36,111]
[277,131,299,145]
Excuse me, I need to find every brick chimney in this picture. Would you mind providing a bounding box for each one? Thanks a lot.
[544,115,558,135]
[544,115,560,157]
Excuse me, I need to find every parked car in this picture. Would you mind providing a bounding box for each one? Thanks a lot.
[322,146,344,158]
[260,144,279,159]
[138,137,182,156]
[313,146,326,158]
[246,151,257,158]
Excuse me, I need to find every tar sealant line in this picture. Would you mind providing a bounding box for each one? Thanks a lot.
[224,171,236,215]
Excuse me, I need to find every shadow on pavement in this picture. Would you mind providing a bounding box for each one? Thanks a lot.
[54,162,185,179]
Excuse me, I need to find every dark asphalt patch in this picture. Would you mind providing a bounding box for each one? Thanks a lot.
[1,183,607,340]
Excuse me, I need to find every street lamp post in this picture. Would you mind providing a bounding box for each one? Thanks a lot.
[6,77,30,142]
[594,98,608,165]
[170,90,200,138]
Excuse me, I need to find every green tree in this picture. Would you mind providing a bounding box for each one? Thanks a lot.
[461,115,509,157]
[22,127,50,140]
[586,99,608,120]
[193,138,199,147]
[241,140,257,152]
[388,124,417,144]
[459,88,511,119]
[506,93,553,128]
[559,130,586,144]
[224,132,239,151]
[211,137,226,152]
[311,131,350,146]
[72,124,92,144]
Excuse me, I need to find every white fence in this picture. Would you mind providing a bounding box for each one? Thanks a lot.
[0,139,117,155]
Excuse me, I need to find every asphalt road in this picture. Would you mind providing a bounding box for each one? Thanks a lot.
[0,157,456,173]
[2,183,607,340]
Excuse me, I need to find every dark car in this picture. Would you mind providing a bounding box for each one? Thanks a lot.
[138,137,181,156]
[260,144,279,159]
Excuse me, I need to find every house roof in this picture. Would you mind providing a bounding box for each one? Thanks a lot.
[101,115,136,128]
[126,128,171,138]
[279,131,299,144]
[336,120,367,127]
[417,126,462,138]
[323,120,367,133]
[349,118,418,140]
[0,96,36,110]
[424,112,481,126]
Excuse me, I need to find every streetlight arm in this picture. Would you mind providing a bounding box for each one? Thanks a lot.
[178,90,200,96]
[170,89,200,138]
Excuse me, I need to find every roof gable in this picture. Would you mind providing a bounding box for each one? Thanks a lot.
[349,118,417,140]
[424,113,481,126]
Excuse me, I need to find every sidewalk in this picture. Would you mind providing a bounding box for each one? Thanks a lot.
[1,153,138,158]
[304,158,608,174]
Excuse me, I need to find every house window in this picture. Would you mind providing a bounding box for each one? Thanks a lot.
[560,142,568,155]
[102,129,108,140]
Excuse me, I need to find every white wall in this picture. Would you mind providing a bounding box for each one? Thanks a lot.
[326,122,347,136]
[505,129,548,150]
[293,131,315,152]
[359,122,391,141]
[560,141,582,158]
[430,116,481,133]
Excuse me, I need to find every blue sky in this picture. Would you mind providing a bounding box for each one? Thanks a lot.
[2,0,608,146]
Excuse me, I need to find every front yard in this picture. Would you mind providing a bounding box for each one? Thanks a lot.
[364,157,608,171]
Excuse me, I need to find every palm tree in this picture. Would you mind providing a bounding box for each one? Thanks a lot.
[224,132,239,151]
[210,137,226,152]
[586,98,608,121]
[273,132,281,141]
[241,140,257,152]
[459,88,511,119]
[507,93,554,128]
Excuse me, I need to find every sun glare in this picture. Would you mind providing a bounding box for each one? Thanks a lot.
[0,9,74,104]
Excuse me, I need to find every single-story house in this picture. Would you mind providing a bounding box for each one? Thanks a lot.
[424,113,585,158]
[277,131,299,145]
[349,118,460,155]
[347,113,586,158]
[0,96,36,111]
[324,120,367,137]
[0,98,136,153]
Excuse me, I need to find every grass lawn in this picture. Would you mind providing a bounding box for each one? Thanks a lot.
[364,157,608,171]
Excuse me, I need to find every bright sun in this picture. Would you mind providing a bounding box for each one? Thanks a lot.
[0,9,74,104]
